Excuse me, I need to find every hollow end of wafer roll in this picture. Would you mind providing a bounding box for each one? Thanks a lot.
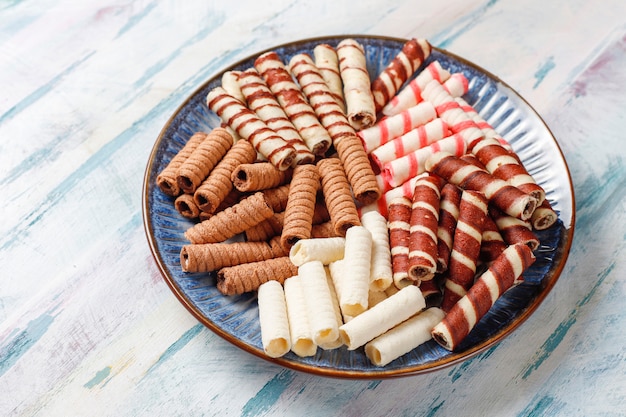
[156,176,180,197]
[520,196,539,222]
[408,266,435,282]
[174,194,200,219]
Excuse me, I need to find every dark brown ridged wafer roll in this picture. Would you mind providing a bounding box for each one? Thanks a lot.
[425,152,538,221]
[156,132,207,197]
[231,162,293,192]
[387,197,412,289]
[175,193,201,220]
[408,173,445,282]
[530,198,558,231]
[176,127,234,194]
[193,139,257,214]
[185,192,274,244]
[316,157,360,236]
[432,243,536,351]
[436,183,463,273]
[480,215,508,263]
[217,256,298,295]
[489,206,540,251]
[259,184,290,212]
[280,164,320,250]
[441,189,488,312]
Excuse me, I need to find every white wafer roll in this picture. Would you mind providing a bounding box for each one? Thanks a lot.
[283,276,317,357]
[298,261,340,346]
[319,268,345,349]
[289,237,346,266]
[337,226,373,316]
[365,307,445,366]
[257,280,291,358]
[337,38,376,130]
[339,285,426,350]
[221,70,245,103]
[360,210,393,292]
[313,43,345,112]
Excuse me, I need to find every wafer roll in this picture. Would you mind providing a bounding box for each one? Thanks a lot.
[337,39,376,130]
[371,38,432,113]
[221,70,246,103]
[361,210,394,292]
[238,68,315,165]
[432,243,536,351]
[231,162,292,192]
[338,226,373,316]
[388,197,413,289]
[489,207,539,251]
[425,152,538,221]
[193,138,257,214]
[156,132,208,197]
[217,256,298,295]
[443,73,469,98]
[310,221,340,238]
[280,164,321,250]
[257,280,291,358]
[260,184,291,212]
[530,198,558,231]
[283,275,318,357]
[244,212,285,242]
[316,157,360,236]
[313,44,345,112]
[174,193,201,220]
[418,276,443,301]
[289,237,346,266]
[436,183,462,273]
[479,215,508,263]
[371,173,427,217]
[455,97,513,149]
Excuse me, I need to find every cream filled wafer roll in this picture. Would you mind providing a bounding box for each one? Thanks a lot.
[425,152,538,221]
[217,256,298,295]
[231,162,292,192]
[421,79,484,149]
[489,206,540,251]
[280,164,320,250]
[336,226,373,317]
[365,307,445,366]
[479,215,508,264]
[257,280,291,358]
[283,276,318,357]
[371,38,432,114]
[156,132,207,197]
[358,101,437,154]
[313,43,345,112]
[174,193,201,220]
[289,237,346,266]
[193,139,257,214]
[408,174,445,282]
[360,210,394,292]
[337,38,376,130]
[383,133,467,188]
[221,70,246,103]
[531,198,558,231]
[441,190,488,312]
[298,260,340,346]
[238,68,315,165]
[316,157,361,236]
[207,87,296,171]
[432,243,536,351]
[339,285,426,350]
[436,183,463,273]
[370,118,450,169]
[387,197,413,289]
[254,51,332,156]
[382,61,451,117]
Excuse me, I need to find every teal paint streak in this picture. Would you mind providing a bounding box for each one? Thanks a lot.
[240,370,295,417]
[424,398,445,417]
[145,323,203,375]
[431,0,500,48]
[84,366,112,389]
[517,395,564,417]
[533,56,555,88]
[115,1,157,38]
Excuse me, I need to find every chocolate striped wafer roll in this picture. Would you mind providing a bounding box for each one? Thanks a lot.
[156,132,207,197]
[313,43,345,112]
[408,174,445,282]
[207,86,296,171]
[221,70,246,103]
[193,138,257,214]
[174,193,201,220]
[316,157,361,236]
[432,243,536,351]
[489,206,540,251]
[436,183,463,273]
[237,68,315,165]
[425,152,538,221]
[337,38,376,130]
[371,38,432,114]
[530,198,558,231]
[280,164,321,250]
[254,51,332,155]
[441,190,488,312]
[387,196,413,289]
[480,215,508,264]
[231,162,292,192]
[217,256,298,295]
[418,277,443,302]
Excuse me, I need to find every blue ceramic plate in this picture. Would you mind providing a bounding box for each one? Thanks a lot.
[142,35,575,378]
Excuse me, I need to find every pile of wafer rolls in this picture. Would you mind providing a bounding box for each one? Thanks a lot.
[155,37,560,365]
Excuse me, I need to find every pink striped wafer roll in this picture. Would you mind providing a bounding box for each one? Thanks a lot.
[358,101,437,153]
[370,173,427,218]
[238,68,315,165]
[387,197,413,289]
[206,87,296,171]
[254,51,332,155]
[443,73,469,98]
[425,152,538,221]
[432,243,536,351]
[436,183,463,273]
[382,61,451,117]
[441,190,488,312]
[382,133,467,188]
[454,97,514,152]
[489,206,540,251]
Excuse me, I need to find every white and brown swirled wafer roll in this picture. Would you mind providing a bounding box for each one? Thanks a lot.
[254,51,331,155]
[174,193,201,220]
[425,152,538,221]
[231,162,292,192]
[193,138,257,214]
[237,68,315,165]
[316,157,360,236]
[432,243,536,351]
[156,132,207,197]
[371,38,432,114]
[280,164,321,250]
[387,196,413,289]
[436,183,463,273]
[489,206,540,251]
[530,198,558,231]
[207,86,296,171]
[336,38,376,130]
[217,256,298,296]
[408,173,445,282]
[479,215,508,264]
[369,173,427,218]
[441,190,488,312]
[313,43,345,112]
[221,70,246,103]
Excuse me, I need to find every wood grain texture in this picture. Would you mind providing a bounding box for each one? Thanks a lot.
[1,0,625,416]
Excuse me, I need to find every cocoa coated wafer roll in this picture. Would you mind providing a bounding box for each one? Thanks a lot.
[176,127,234,194]
[313,43,345,112]
[174,193,201,220]
[194,138,257,214]
[280,164,321,250]
[336,38,376,130]
[185,192,275,244]
[310,221,340,238]
[436,183,463,273]
[479,215,507,263]
[387,197,413,289]
[238,68,315,165]
[245,212,285,242]
[254,51,332,155]
[425,152,538,221]
[260,184,290,212]
[441,190,488,312]
[371,38,432,114]
[407,173,445,282]
[432,243,536,351]
[530,198,558,231]
[217,256,298,295]
[489,206,540,251]
[231,162,292,192]
[156,132,207,197]
[317,157,360,236]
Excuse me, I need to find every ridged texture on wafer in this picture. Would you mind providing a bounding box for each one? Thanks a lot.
[156,132,207,197]
[436,183,462,273]
[174,193,200,220]
[231,162,292,192]
[280,164,320,250]
[260,184,290,212]
[337,39,376,130]
[217,256,297,295]
[387,197,413,289]
[316,157,360,236]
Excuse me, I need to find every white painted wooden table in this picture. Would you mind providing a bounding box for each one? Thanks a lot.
[1,1,625,416]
